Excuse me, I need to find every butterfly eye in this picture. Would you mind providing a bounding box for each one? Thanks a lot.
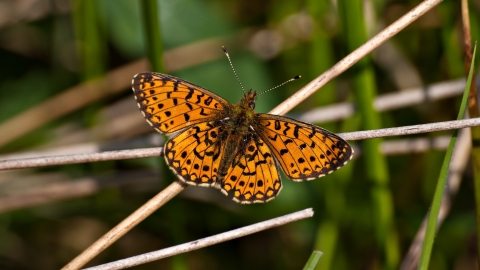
[249,102,255,109]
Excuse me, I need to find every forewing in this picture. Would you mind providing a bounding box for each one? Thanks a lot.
[132,72,231,134]
[222,134,282,204]
[164,120,225,186]
[256,114,353,181]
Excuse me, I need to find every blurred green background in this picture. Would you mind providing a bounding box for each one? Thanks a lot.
[0,0,478,269]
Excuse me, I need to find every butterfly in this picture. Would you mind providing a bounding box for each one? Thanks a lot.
[132,53,353,204]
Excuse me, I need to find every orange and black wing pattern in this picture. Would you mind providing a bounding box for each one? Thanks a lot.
[132,72,231,134]
[222,133,282,204]
[163,120,226,187]
[255,114,353,181]
[132,71,353,204]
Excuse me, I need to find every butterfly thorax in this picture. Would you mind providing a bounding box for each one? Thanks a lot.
[229,90,257,129]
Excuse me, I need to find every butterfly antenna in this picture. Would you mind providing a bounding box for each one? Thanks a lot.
[258,75,301,96]
[222,46,245,95]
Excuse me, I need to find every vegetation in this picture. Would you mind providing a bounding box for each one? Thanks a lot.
[0,0,478,269]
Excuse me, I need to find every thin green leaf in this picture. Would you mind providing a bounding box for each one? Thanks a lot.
[303,250,323,270]
[418,42,477,270]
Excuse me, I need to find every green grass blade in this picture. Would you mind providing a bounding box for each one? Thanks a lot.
[140,0,164,72]
[303,250,323,270]
[72,0,107,80]
[338,0,399,268]
[418,43,477,270]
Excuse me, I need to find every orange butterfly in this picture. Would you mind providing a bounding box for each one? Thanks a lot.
[132,51,353,204]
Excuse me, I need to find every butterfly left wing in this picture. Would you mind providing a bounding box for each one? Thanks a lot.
[221,133,282,204]
[164,119,282,204]
[164,120,226,186]
[255,114,353,181]
[132,72,232,134]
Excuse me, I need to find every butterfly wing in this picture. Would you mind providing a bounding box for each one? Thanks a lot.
[164,120,226,186]
[165,120,282,203]
[222,133,282,204]
[255,114,353,181]
[132,72,232,134]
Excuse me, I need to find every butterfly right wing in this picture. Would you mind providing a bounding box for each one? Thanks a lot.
[255,114,353,181]
[132,72,232,134]
[221,133,282,204]
[164,119,283,204]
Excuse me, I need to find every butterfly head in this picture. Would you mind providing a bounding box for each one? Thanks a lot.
[241,89,258,110]
[237,89,257,113]
[232,89,258,123]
